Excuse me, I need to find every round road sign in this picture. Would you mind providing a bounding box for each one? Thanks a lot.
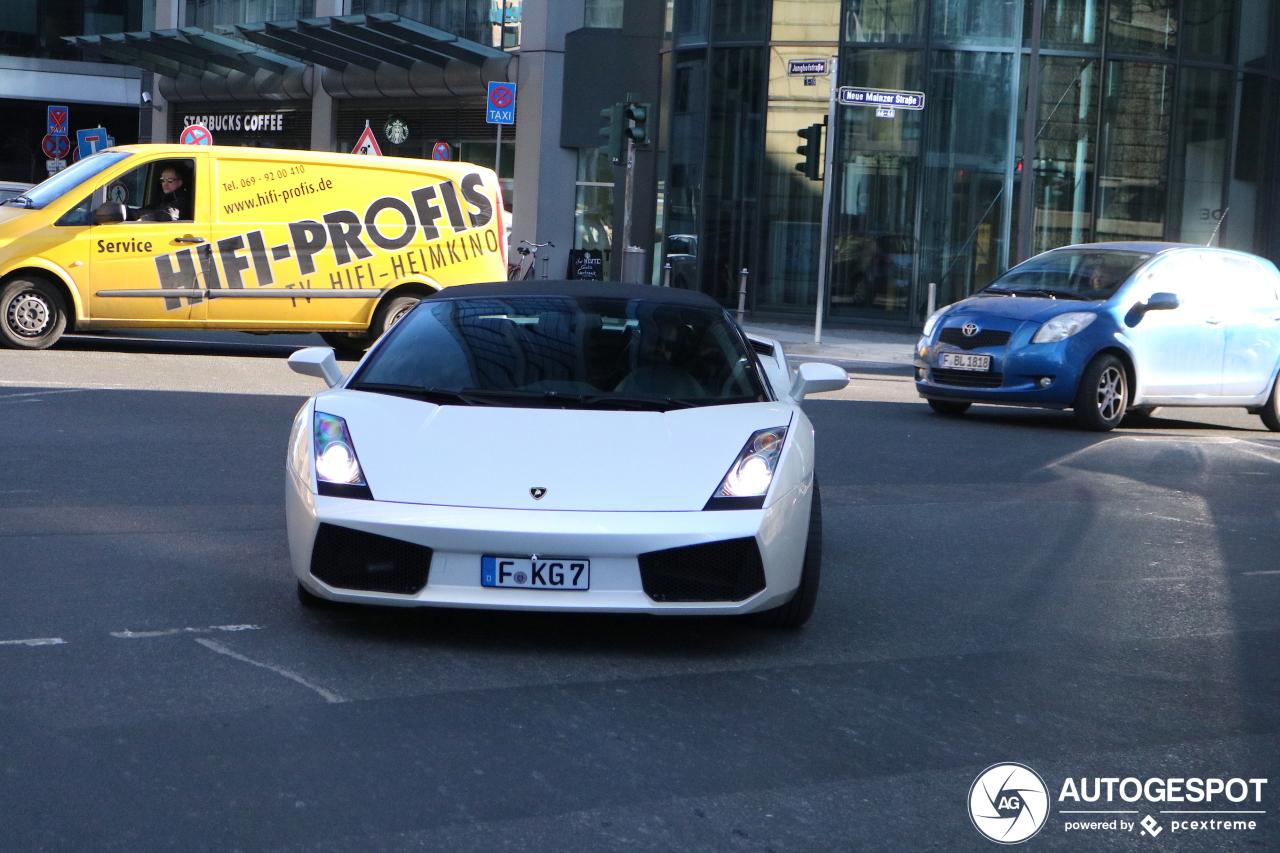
[431,142,452,160]
[180,124,213,146]
[489,85,513,108]
[41,134,70,160]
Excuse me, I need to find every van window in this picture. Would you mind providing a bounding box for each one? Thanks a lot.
[56,158,196,227]
[3,151,133,210]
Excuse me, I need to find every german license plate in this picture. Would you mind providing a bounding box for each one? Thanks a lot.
[481,556,590,590]
[938,352,991,371]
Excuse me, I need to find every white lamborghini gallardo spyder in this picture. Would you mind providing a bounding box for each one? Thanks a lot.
[285,281,847,627]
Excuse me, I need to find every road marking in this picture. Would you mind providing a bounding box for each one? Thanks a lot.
[1242,570,1280,576]
[111,624,259,639]
[0,637,66,646]
[194,637,345,704]
[0,389,87,403]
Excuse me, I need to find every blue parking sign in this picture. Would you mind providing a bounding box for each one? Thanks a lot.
[486,82,516,125]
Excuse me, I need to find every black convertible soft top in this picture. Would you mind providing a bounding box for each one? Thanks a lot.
[425,280,723,309]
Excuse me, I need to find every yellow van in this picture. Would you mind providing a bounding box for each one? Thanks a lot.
[0,144,506,352]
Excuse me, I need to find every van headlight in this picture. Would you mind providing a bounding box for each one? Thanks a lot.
[705,427,787,510]
[313,412,372,498]
[1032,312,1097,343]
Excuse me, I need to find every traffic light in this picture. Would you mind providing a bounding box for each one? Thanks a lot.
[625,102,650,146]
[795,121,824,180]
[599,103,624,163]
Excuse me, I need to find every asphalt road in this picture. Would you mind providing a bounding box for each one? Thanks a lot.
[0,332,1277,852]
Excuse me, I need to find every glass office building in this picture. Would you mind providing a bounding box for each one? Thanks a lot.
[662,0,1280,327]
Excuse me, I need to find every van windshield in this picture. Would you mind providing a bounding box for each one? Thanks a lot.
[2,151,133,209]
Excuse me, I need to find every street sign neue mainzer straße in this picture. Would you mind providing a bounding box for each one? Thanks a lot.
[838,87,926,110]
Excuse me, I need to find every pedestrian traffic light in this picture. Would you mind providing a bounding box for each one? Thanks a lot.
[599,103,624,163]
[795,121,824,181]
[625,102,650,146]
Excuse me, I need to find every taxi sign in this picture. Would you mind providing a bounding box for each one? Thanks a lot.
[47,106,69,135]
[353,122,382,156]
[486,82,515,125]
[838,87,925,110]
[180,123,214,145]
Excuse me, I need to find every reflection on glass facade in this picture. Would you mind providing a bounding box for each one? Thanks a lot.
[186,0,315,28]
[663,0,1280,327]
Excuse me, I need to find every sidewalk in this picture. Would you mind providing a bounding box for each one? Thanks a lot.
[740,319,918,376]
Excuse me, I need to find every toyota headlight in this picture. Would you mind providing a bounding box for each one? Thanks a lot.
[313,412,372,498]
[1032,311,1097,344]
[705,427,787,510]
[922,305,949,338]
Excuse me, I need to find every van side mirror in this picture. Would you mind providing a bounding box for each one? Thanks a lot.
[288,347,344,388]
[790,362,849,400]
[93,202,126,225]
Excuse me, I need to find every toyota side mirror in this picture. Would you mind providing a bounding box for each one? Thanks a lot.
[1125,292,1180,327]
[288,347,344,388]
[790,362,849,400]
[92,202,126,225]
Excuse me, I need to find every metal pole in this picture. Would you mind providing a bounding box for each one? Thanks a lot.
[662,262,672,287]
[814,55,838,345]
[736,267,749,325]
[622,135,635,252]
[926,281,936,318]
[1016,0,1045,264]
[494,122,502,185]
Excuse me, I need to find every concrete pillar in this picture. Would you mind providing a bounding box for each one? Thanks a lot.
[148,0,184,143]
[511,0,584,275]
[310,0,346,151]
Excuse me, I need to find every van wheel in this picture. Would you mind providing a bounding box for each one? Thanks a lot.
[1074,354,1128,431]
[319,332,371,356]
[372,295,422,337]
[0,278,68,350]
[927,399,971,416]
[747,479,821,629]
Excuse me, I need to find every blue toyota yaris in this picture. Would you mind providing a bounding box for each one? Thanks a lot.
[915,242,1280,431]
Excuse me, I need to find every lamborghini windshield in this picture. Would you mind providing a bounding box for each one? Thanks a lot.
[350,294,770,410]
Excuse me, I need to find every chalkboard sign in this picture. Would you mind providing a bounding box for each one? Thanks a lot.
[567,249,604,280]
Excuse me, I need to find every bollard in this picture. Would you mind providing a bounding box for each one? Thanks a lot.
[736,268,749,325]
[662,262,672,287]
[927,281,936,318]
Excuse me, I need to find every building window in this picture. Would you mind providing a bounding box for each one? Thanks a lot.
[575,147,615,255]
[184,0,315,28]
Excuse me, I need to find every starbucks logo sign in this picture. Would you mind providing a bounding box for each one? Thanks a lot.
[384,116,409,145]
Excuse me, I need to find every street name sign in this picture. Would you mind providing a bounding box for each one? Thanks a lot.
[787,59,830,77]
[838,87,926,110]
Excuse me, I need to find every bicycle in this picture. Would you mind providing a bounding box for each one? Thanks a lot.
[506,239,555,280]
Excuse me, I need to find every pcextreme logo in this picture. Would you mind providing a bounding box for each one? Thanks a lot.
[969,764,1270,844]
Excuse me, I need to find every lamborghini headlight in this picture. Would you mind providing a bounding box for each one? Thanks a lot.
[706,427,787,510]
[313,412,366,486]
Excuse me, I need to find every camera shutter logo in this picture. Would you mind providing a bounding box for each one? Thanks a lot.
[962,322,980,337]
[968,763,1049,844]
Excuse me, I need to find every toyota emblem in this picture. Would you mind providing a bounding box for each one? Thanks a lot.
[961,323,980,337]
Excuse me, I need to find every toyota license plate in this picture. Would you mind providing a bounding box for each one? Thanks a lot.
[938,352,991,371]
[481,556,590,590]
